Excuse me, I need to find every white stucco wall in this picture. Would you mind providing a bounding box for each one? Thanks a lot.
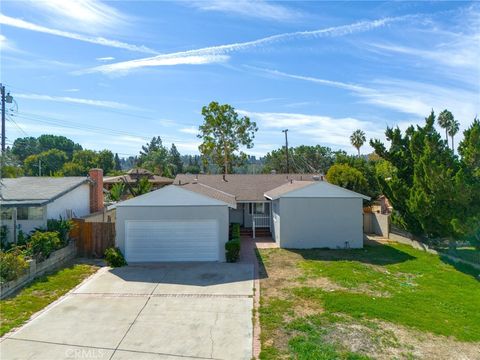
[278,197,363,249]
[116,205,229,262]
[272,199,280,242]
[46,183,90,220]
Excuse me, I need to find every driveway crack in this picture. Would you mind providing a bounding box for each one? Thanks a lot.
[209,312,219,359]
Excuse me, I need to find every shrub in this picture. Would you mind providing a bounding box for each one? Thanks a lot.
[231,223,240,240]
[0,249,29,283]
[105,247,127,267]
[225,239,241,262]
[46,218,74,245]
[0,225,14,252]
[27,231,62,261]
[17,230,30,246]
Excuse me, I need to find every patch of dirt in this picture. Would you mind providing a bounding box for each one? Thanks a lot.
[325,320,480,360]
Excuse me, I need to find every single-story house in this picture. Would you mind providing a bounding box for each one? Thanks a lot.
[115,174,370,262]
[104,168,173,191]
[0,169,104,242]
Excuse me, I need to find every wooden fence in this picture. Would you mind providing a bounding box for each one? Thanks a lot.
[70,219,115,257]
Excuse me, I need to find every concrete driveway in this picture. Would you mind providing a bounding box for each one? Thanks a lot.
[0,263,254,360]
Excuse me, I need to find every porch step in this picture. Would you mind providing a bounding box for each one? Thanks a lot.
[239,228,271,237]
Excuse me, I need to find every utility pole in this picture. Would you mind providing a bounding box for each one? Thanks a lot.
[1,84,13,154]
[1,83,5,153]
[282,129,289,173]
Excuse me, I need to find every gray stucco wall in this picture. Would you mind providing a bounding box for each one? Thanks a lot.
[229,204,244,225]
[116,205,229,262]
[279,197,363,249]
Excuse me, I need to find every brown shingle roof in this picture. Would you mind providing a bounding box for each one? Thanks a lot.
[173,174,322,201]
[179,183,237,208]
[264,181,315,199]
[104,174,173,185]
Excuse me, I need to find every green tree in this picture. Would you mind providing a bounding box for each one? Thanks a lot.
[169,143,183,175]
[11,137,39,162]
[370,110,463,238]
[458,117,480,175]
[71,150,98,172]
[114,153,122,171]
[452,119,480,247]
[109,183,125,201]
[437,109,453,144]
[24,149,68,175]
[60,162,87,176]
[350,129,366,157]
[135,177,152,195]
[37,135,82,159]
[137,136,170,176]
[96,150,115,174]
[198,101,257,174]
[326,163,369,195]
[448,119,460,152]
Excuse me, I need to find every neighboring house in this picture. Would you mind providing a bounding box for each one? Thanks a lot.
[104,168,173,192]
[0,169,104,242]
[115,174,370,263]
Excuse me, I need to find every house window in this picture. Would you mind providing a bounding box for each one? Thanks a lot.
[249,202,270,215]
[17,207,44,220]
[1,208,12,220]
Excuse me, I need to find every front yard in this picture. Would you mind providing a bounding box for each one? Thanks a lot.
[0,262,98,336]
[258,243,480,360]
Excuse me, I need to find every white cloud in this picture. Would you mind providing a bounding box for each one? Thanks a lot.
[255,68,479,130]
[79,54,230,75]
[64,88,80,92]
[0,14,157,54]
[240,110,383,152]
[96,56,115,62]
[188,0,301,21]
[82,15,407,74]
[179,126,199,135]
[15,93,135,110]
[26,0,128,34]
[0,34,18,53]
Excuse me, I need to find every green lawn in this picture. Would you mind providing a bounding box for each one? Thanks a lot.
[0,263,98,336]
[258,243,480,360]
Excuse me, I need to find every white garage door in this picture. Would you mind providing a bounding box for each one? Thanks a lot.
[125,220,219,262]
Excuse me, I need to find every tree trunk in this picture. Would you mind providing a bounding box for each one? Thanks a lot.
[451,135,454,152]
[224,143,228,175]
[357,147,360,157]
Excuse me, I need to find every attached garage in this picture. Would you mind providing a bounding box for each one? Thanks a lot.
[115,186,230,262]
[265,181,370,249]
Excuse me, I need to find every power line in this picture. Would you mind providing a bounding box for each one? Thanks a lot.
[6,116,29,137]
[14,110,195,145]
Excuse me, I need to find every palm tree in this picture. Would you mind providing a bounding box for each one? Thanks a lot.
[350,129,366,157]
[438,109,454,146]
[448,119,460,152]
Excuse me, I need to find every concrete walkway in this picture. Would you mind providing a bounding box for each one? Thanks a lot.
[0,263,254,360]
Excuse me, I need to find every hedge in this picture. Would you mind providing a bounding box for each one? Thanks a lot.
[225,239,241,262]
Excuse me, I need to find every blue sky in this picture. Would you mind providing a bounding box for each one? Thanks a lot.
[1,0,479,157]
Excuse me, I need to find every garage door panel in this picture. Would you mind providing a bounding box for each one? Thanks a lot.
[125,220,219,262]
